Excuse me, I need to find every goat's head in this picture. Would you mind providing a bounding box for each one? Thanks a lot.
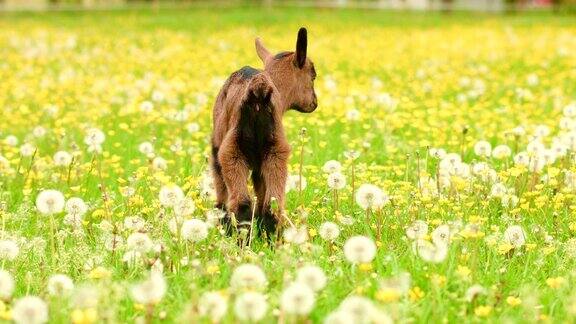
[255,27,317,113]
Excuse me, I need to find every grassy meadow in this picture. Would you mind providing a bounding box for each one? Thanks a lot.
[1,6,576,323]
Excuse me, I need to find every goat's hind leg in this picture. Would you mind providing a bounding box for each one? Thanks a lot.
[252,171,274,240]
[211,145,231,232]
[259,145,290,237]
[218,135,253,241]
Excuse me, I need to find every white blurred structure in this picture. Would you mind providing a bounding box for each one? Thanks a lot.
[0,0,555,11]
[316,0,549,11]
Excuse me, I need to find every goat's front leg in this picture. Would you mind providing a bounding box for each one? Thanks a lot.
[260,142,290,235]
[210,145,228,212]
[218,133,252,235]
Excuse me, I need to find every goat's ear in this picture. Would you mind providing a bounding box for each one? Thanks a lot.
[255,38,271,63]
[295,27,307,69]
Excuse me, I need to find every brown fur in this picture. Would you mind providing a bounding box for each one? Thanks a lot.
[211,28,317,237]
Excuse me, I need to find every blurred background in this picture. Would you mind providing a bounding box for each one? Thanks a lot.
[1,0,575,13]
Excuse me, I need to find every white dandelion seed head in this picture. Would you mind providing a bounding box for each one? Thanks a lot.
[5,135,19,146]
[140,100,154,113]
[533,124,550,138]
[322,160,342,173]
[47,274,74,297]
[492,145,512,159]
[12,296,49,324]
[503,225,526,248]
[283,225,309,245]
[138,141,154,156]
[173,197,196,217]
[84,128,105,146]
[327,172,346,190]
[126,232,153,253]
[124,216,146,232]
[406,220,429,240]
[431,224,451,247]
[152,156,167,170]
[367,308,393,324]
[526,140,545,155]
[152,90,165,102]
[181,219,208,242]
[0,239,19,261]
[465,284,487,302]
[280,282,315,315]
[501,194,519,208]
[205,208,226,227]
[230,264,267,291]
[53,151,73,167]
[36,189,65,215]
[539,149,557,166]
[131,271,166,305]
[490,183,508,198]
[234,291,268,322]
[20,143,36,157]
[441,153,462,167]
[0,155,11,172]
[33,126,46,138]
[452,161,471,178]
[286,175,307,193]
[563,102,576,117]
[296,265,327,292]
[324,310,355,324]
[343,235,377,264]
[559,117,575,131]
[198,291,227,322]
[346,109,361,121]
[429,147,447,159]
[186,122,200,134]
[355,184,388,210]
[65,197,88,217]
[528,156,545,173]
[339,296,375,324]
[513,152,530,167]
[413,239,448,263]
[319,222,340,241]
[158,184,184,207]
[0,270,15,299]
[71,285,99,309]
[551,141,568,158]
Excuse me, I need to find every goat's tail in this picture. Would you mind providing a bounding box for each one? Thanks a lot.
[245,74,274,111]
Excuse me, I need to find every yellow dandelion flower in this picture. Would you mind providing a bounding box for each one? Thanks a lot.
[409,287,425,302]
[546,277,565,289]
[375,288,401,303]
[506,296,522,307]
[206,265,220,275]
[88,266,111,280]
[474,305,492,317]
[497,243,515,255]
[431,274,446,287]
[359,263,373,272]
[71,308,98,324]
[456,265,471,280]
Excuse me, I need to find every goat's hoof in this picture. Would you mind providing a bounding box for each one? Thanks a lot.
[258,210,279,239]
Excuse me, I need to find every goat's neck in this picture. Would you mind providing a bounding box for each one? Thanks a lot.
[264,70,291,114]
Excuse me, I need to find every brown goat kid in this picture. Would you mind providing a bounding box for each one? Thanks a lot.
[211,28,317,239]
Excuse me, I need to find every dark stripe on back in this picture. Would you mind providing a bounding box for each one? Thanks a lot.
[237,66,260,80]
[274,51,292,60]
